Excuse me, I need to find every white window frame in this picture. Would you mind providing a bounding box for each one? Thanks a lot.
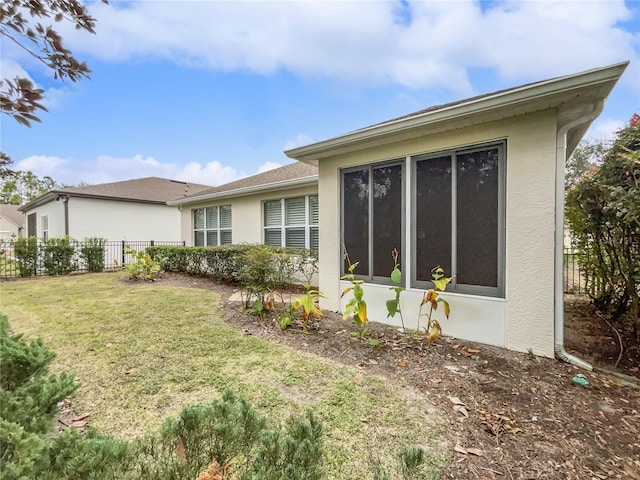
[42,215,49,240]
[193,205,232,246]
[263,195,318,250]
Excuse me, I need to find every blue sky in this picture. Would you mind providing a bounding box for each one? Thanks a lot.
[2,0,639,187]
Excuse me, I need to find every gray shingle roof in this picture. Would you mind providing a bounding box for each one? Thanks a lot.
[0,204,23,226]
[180,162,318,201]
[57,177,212,203]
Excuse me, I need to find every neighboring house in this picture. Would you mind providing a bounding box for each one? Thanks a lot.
[19,177,212,242]
[168,162,319,249]
[0,204,24,241]
[282,62,628,361]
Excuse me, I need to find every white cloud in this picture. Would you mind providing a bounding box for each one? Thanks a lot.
[585,118,627,143]
[47,0,636,94]
[284,134,315,151]
[256,162,283,174]
[13,154,262,187]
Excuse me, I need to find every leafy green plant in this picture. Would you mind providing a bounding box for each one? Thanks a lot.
[386,248,408,333]
[41,236,77,275]
[566,114,639,341]
[13,236,37,277]
[239,245,284,308]
[80,237,106,272]
[418,267,452,345]
[292,285,324,326]
[124,245,163,281]
[277,308,295,331]
[340,248,368,331]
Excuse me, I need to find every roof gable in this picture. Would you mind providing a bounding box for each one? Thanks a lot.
[0,204,24,227]
[170,162,318,205]
[20,177,213,212]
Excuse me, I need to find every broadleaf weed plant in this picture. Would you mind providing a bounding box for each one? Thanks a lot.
[124,245,163,281]
[419,267,452,344]
[292,284,325,329]
[385,248,453,345]
[340,247,368,335]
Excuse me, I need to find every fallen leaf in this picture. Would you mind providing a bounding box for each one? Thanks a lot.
[467,348,481,353]
[72,413,90,422]
[429,378,442,384]
[466,447,484,456]
[125,368,136,375]
[452,344,460,349]
[459,349,472,357]
[454,445,467,454]
[453,405,469,417]
[398,360,407,368]
[447,395,465,406]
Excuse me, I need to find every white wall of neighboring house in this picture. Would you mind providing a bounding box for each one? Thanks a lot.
[68,198,181,241]
[24,200,67,238]
[179,185,318,246]
[0,218,22,241]
[318,110,558,357]
[22,198,182,241]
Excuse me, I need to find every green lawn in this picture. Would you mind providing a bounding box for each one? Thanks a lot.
[0,272,447,478]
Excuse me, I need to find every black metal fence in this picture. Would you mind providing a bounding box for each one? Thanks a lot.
[563,246,587,295]
[0,240,185,279]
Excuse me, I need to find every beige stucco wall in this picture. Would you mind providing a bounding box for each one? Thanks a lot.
[24,201,67,238]
[318,110,558,357]
[179,185,318,246]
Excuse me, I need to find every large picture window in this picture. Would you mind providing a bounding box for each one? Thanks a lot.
[264,195,318,250]
[193,205,232,246]
[341,161,404,281]
[413,142,505,296]
[339,142,505,297]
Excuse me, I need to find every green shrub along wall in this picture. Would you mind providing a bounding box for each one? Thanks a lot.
[147,244,318,286]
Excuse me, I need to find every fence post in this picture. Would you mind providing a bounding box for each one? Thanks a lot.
[122,240,126,268]
[151,240,154,246]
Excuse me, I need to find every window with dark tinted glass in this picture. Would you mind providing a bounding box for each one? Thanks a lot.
[342,162,403,279]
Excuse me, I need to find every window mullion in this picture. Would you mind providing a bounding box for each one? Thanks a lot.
[451,154,458,289]
[368,166,374,278]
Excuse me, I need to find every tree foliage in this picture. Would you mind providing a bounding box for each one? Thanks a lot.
[0,169,65,204]
[566,139,606,190]
[0,0,105,127]
[566,114,640,341]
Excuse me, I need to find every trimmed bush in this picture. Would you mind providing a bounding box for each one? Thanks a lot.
[41,237,76,275]
[80,237,106,272]
[13,236,38,277]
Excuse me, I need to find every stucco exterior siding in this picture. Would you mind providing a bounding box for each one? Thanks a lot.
[67,198,182,241]
[179,185,318,246]
[27,201,67,238]
[318,110,558,357]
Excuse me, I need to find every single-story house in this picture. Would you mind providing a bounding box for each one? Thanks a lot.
[19,177,211,242]
[0,204,24,241]
[168,162,319,249]
[170,62,627,364]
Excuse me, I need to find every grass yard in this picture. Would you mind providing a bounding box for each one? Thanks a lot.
[0,272,447,479]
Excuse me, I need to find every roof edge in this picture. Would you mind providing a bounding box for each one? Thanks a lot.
[168,175,319,206]
[285,61,629,162]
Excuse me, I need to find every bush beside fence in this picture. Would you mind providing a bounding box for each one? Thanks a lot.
[0,238,185,278]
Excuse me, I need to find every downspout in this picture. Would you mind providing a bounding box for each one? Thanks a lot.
[554,100,604,370]
[62,196,69,236]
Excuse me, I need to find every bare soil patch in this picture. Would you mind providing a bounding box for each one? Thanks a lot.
[151,274,640,479]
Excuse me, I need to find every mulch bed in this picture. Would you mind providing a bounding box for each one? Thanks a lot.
[80,273,640,479]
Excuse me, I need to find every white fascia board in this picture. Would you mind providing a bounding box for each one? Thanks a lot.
[286,61,629,163]
[167,175,319,206]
